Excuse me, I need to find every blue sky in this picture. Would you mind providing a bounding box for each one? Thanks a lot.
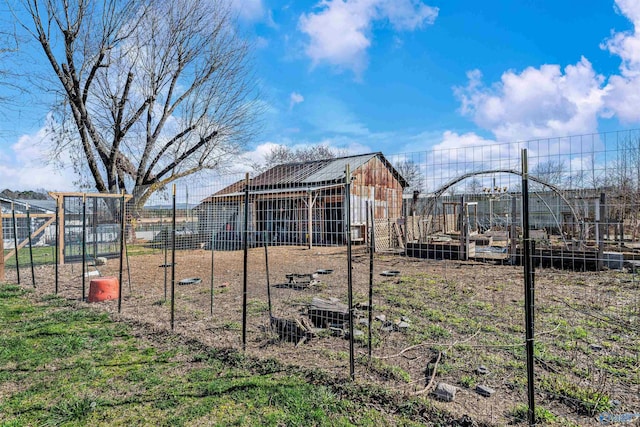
[1,0,640,190]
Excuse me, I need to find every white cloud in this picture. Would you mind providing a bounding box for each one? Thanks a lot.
[449,0,640,142]
[430,130,514,170]
[289,91,304,110]
[255,36,269,49]
[601,0,640,122]
[378,0,438,31]
[238,141,282,170]
[239,138,371,171]
[0,126,77,191]
[229,0,266,22]
[455,57,606,142]
[298,0,438,75]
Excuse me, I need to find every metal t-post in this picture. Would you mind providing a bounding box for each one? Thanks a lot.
[26,205,35,288]
[597,192,605,270]
[214,231,215,316]
[367,202,375,360]
[55,203,59,294]
[264,232,272,319]
[118,191,126,313]
[82,196,86,298]
[521,149,536,426]
[345,164,355,380]
[171,185,177,330]
[242,173,250,351]
[11,203,20,284]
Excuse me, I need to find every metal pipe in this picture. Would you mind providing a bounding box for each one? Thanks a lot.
[308,191,313,249]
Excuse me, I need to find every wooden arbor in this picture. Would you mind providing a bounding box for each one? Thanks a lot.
[48,192,132,266]
[0,192,134,281]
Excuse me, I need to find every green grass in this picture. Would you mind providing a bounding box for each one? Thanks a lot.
[2,243,157,269]
[3,246,56,267]
[370,267,639,425]
[0,283,443,427]
[508,404,558,425]
[125,244,160,257]
[539,375,612,415]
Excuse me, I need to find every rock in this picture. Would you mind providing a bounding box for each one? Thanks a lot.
[475,384,495,397]
[375,314,386,322]
[476,365,489,375]
[433,382,457,402]
[94,257,107,266]
[381,321,394,332]
[346,329,364,339]
[358,318,369,326]
[590,344,603,351]
[396,321,410,330]
[401,316,411,322]
[454,415,478,427]
[329,327,344,337]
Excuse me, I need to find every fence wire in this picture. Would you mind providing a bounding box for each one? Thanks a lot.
[1,130,639,425]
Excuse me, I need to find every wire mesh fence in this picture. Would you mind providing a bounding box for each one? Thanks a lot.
[1,130,639,425]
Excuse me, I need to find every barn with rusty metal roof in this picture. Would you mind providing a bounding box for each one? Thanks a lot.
[197,153,407,249]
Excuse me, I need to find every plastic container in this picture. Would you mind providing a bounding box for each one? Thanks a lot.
[88,276,119,302]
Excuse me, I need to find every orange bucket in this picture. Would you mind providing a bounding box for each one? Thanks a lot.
[88,277,119,302]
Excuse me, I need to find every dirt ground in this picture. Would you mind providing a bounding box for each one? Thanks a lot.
[9,245,640,426]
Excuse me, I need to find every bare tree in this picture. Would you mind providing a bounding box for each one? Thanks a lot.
[531,160,567,189]
[0,11,22,108]
[604,137,640,238]
[14,0,259,208]
[252,144,347,173]
[465,178,483,194]
[394,159,424,194]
